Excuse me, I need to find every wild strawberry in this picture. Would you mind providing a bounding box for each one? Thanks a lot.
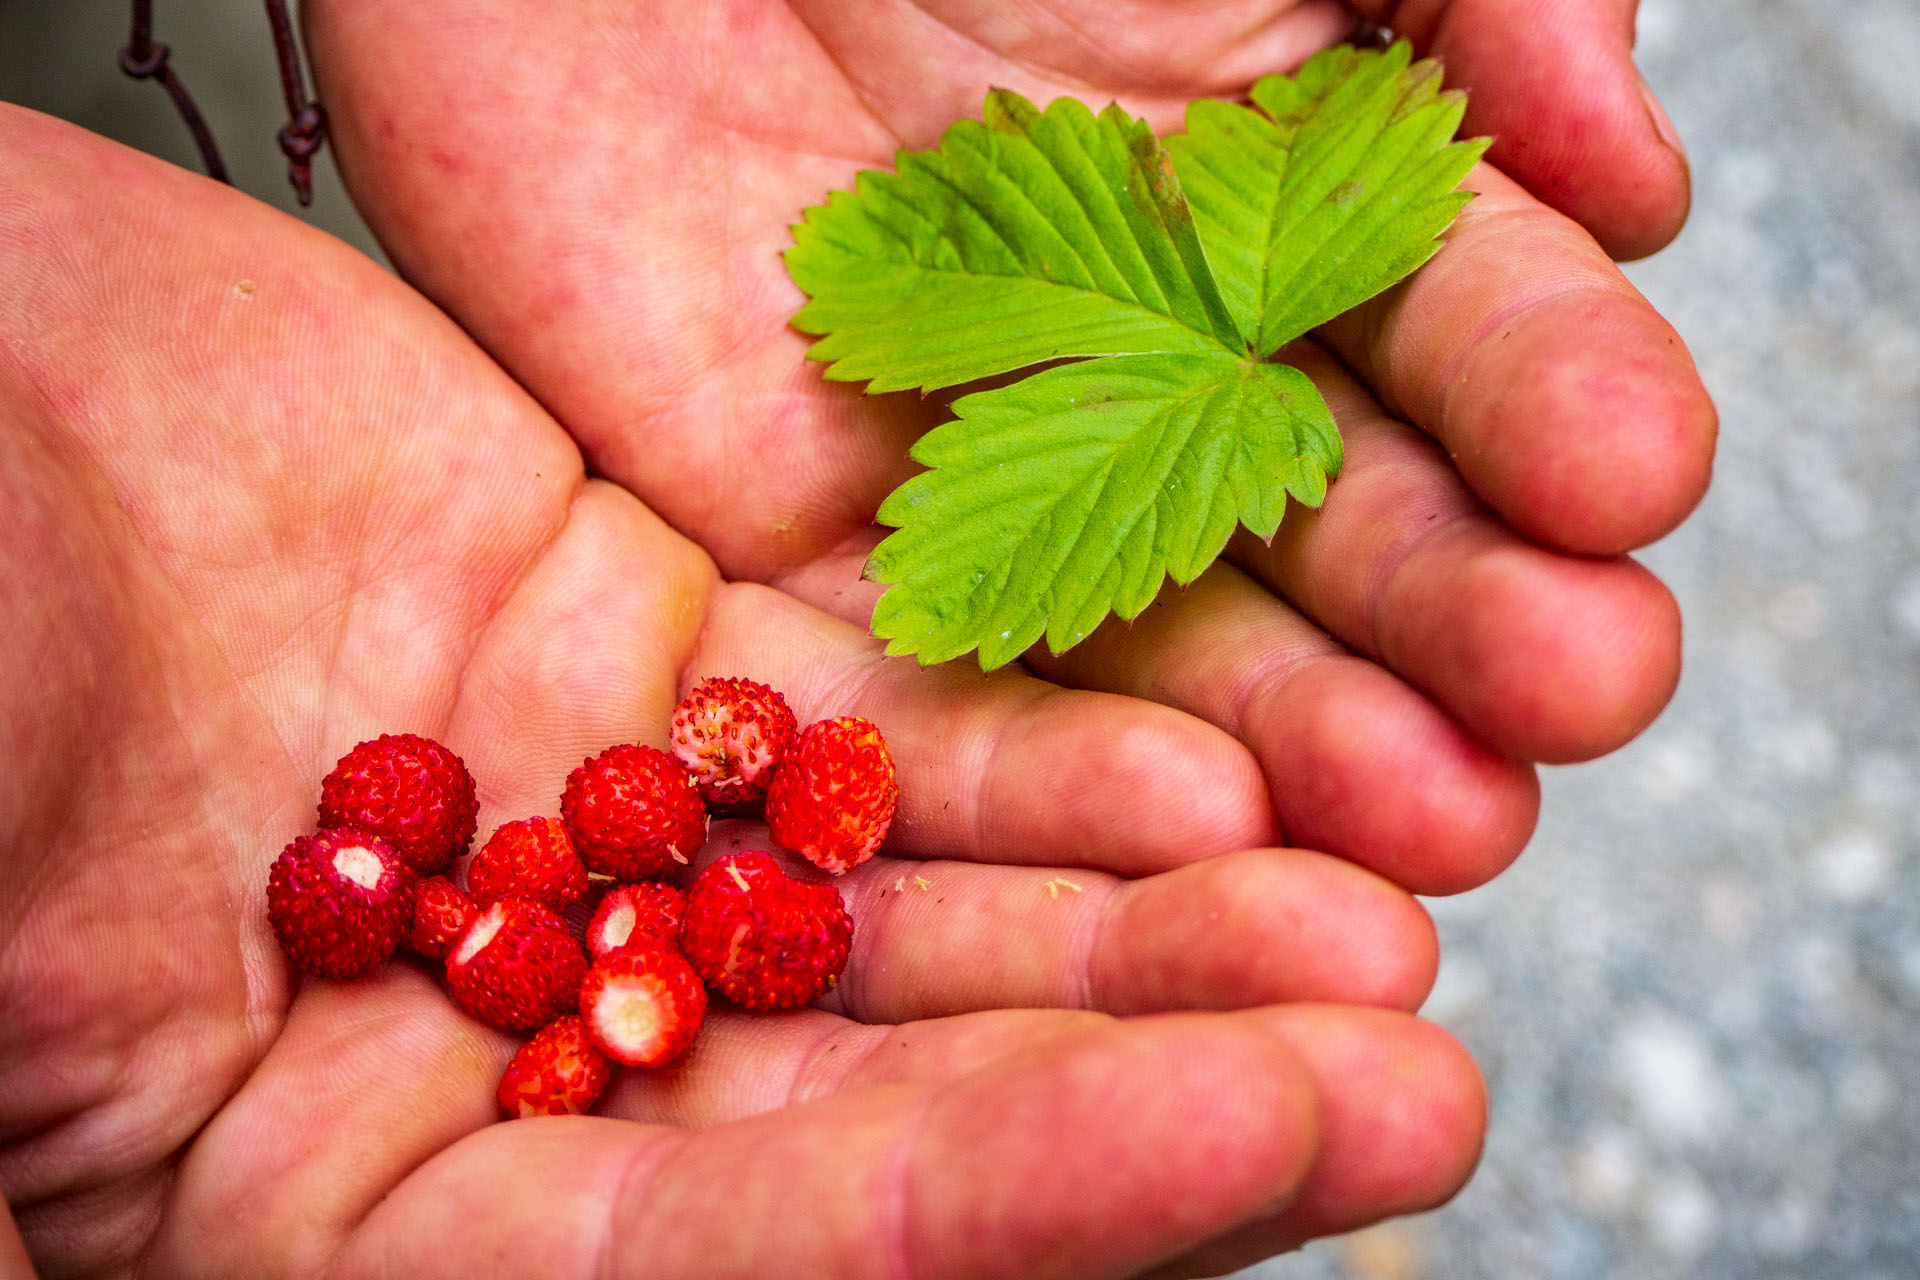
[579,943,708,1067]
[446,898,588,1030]
[497,1016,612,1118]
[560,744,707,881]
[318,733,478,876]
[266,829,415,980]
[468,817,590,909]
[586,882,687,961]
[764,717,897,875]
[407,875,476,960]
[680,852,853,1011]
[669,676,799,811]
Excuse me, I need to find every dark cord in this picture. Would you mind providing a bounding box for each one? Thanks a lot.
[264,0,328,206]
[119,0,230,184]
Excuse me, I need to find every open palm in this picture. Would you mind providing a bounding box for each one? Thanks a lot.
[304,0,1716,899]
[0,109,1485,1279]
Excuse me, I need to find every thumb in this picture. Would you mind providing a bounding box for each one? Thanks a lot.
[1363,0,1691,259]
[330,1014,1321,1279]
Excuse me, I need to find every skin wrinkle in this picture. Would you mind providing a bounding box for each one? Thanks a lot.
[783,3,907,149]
[127,1161,179,1280]
[896,0,1103,99]
[439,472,613,743]
[788,1021,892,1106]
[876,1083,937,1280]
[1222,623,1349,743]
[1357,506,1480,662]
[1079,871,1140,1013]
[592,1128,697,1280]
[972,682,1068,859]
[1034,0,1267,88]
[1423,236,1626,399]
[1231,444,1478,665]
[831,878,905,1025]
[788,618,1010,859]
[1061,873,1119,1012]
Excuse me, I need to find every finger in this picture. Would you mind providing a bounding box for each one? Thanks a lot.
[1233,345,1682,764]
[1358,0,1691,259]
[775,542,1537,895]
[1027,564,1540,894]
[0,1201,30,1280]
[673,835,1436,1022]
[1322,165,1717,556]
[690,583,1279,875]
[1135,1006,1486,1278]
[597,1006,1109,1129]
[620,1005,1482,1269]
[831,846,1436,1020]
[329,1013,1324,1280]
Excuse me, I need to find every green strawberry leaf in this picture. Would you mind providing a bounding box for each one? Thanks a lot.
[786,41,1481,668]
[1166,41,1490,354]
[864,353,1339,669]
[786,92,1245,393]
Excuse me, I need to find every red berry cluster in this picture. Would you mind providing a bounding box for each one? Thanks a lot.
[263,678,897,1120]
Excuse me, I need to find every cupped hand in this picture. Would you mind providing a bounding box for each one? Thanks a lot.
[302,0,1716,900]
[0,109,1481,1279]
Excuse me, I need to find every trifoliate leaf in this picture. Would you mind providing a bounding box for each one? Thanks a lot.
[786,92,1244,393]
[1166,41,1489,354]
[786,41,1481,668]
[864,353,1339,669]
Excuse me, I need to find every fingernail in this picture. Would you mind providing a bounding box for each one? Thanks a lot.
[1639,76,1687,161]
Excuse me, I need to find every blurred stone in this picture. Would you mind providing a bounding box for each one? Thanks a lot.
[1335,1221,1428,1280]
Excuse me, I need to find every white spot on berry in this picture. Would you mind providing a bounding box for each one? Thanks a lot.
[604,986,662,1049]
[452,904,505,965]
[605,903,635,948]
[332,843,386,891]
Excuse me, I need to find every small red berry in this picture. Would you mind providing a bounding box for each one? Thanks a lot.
[446,898,588,1030]
[579,943,708,1068]
[560,744,707,881]
[407,875,477,960]
[586,883,687,961]
[497,1016,612,1118]
[765,717,897,875]
[317,733,478,876]
[266,829,415,980]
[680,852,853,1011]
[468,816,590,910]
[669,676,799,811]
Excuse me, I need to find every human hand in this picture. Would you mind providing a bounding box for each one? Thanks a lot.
[302,0,1717,900]
[0,108,1481,1279]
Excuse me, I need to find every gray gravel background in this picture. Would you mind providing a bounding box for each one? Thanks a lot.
[3,2,1917,1278]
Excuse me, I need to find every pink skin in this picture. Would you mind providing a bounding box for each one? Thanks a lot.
[2,112,1479,1278]
[303,0,1714,897]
